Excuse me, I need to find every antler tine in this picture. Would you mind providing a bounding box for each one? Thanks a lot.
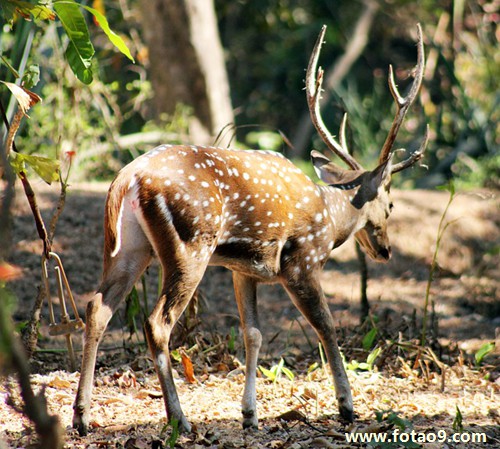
[306,25,363,170]
[379,23,426,166]
[391,124,429,173]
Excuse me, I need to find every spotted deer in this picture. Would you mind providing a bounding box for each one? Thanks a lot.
[73,24,427,434]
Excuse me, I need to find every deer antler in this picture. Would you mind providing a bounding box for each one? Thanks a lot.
[391,124,429,173]
[378,23,428,172]
[306,25,363,170]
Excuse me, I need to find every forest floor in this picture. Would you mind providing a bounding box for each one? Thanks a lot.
[1,181,499,448]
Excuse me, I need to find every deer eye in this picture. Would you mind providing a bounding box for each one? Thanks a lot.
[389,202,394,211]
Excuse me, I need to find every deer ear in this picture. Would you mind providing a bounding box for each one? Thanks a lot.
[367,156,393,195]
[311,150,363,185]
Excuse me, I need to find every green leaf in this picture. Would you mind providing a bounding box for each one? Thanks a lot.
[8,151,25,175]
[259,365,276,382]
[170,349,181,362]
[0,54,20,78]
[166,418,179,449]
[386,411,413,431]
[22,64,40,89]
[1,0,56,24]
[0,0,16,24]
[436,180,455,197]
[228,326,236,353]
[366,347,382,368]
[281,366,295,381]
[53,0,94,84]
[362,327,378,350]
[125,286,140,335]
[80,4,135,62]
[307,362,319,375]
[475,341,495,366]
[9,151,60,184]
[346,359,360,371]
[453,405,463,432]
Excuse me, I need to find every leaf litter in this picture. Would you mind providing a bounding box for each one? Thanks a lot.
[2,184,500,448]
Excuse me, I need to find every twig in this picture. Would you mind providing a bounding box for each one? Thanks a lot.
[18,171,51,257]
[0,295,64,449]
[421,184,457,346]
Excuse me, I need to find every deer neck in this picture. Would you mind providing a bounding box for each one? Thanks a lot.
[319,185,364,249]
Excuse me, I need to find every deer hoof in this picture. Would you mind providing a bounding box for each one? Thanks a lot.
[242,409,258,429]
[72,409,89,436]
[339,404,354,423]
[177,416,192,433]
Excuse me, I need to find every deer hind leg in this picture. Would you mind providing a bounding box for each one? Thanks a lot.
[73,229,152,435]
[282,272,354,422]
[233,272,261,429]
[144,253,208,433]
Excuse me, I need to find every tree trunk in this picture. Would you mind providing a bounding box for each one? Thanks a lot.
[139,0,234,145]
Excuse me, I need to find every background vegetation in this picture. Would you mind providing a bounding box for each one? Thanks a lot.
[1,0,498,187]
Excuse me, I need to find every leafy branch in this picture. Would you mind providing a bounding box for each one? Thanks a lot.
[0,0,134,84]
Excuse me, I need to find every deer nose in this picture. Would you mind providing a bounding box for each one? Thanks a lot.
[378,246,391,261]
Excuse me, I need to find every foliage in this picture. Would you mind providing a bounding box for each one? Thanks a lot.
[9,150,59,183]
[216,0,496,187]
[227,326,237,354]
[373,410,419,449]
[346,347,381,372]
[125,285,141,337]
[474,341,495,367]
[362,327,378,351]
[259,358,295,383]
[1,1,496,187]
[161,418,179,449]
[1,0,133,83]
[452,406,463,432]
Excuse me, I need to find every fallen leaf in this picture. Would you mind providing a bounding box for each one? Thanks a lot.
[48,376,71,389]
[180,349,198,384]
[124,437,150,449]
[302,387,317,400]
[277,409,306,422]
[325,428,345,439]
[0,262,23,281]
[114,369,137,388]
[309,437,336,448]
[134,389,162,399]
[89,419,102,429]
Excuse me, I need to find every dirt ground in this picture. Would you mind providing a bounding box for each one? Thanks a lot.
[1,181,499,448]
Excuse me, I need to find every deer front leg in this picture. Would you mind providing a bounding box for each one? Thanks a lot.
[282,272,354,422]
[233,272,261,429]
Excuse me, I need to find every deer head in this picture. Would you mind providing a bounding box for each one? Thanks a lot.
[306,24,428,262]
